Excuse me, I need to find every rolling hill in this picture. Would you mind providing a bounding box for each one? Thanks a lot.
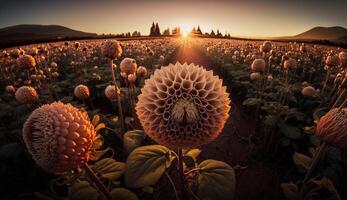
[293,26,347,42]
[0,24,98,48]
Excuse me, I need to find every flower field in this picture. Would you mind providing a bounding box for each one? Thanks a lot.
[0,37,346,200]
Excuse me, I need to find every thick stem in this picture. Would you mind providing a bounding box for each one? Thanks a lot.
[109,59,125,135]
[83,163,111,200]
[177,149,186,200]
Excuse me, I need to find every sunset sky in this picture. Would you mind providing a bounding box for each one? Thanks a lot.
[0,0,346,37]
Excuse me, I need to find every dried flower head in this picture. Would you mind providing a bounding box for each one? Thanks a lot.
[284,58,297,70]
[251,59,265,72]
[102,40,122,59]
[261,41,272,53]
[339,52,347,66]
[15,86,38,104]
[302,86,316,97]
[128,74,137,83]
[137,66,147,78]
[74,84,90,100]
[250,72,261,80]
[5,85,16,94]
[18,55,36,69]
[326,54,340,67]
[120,58,137,75]
[316,108,347,149]
[22,102,96,173]
[136,62,230,148]
[105,85,120,100]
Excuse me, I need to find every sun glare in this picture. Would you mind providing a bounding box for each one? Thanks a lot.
[182,32,188,37]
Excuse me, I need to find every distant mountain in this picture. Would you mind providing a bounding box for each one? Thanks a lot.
[293,26,347,41]
[0,24,97,48]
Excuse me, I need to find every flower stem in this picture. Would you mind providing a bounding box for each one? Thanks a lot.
[109,59,125,135]
[164,172,179,200]
[83,163,111,200]
[177,148,186,200]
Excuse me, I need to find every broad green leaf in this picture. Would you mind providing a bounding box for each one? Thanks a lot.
[197,160,236,200]
[69,181,99,200]
[95,123,106,131]
[293,152,312,171]
[278,121,301,139]
[92,115,100,126]
[111,188,138,200]
[280,182,299,200]
[185,149,201,160]
[123,130,146,153]
[93,158,125,181]
[125,145,171,188]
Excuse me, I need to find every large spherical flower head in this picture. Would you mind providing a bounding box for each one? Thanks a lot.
[15,86,39,104]
[339,52,347,66]
[102,40,122,59]
[284,58,297,70]
[316,108,347,149]
[251,58,265,73]
[326,54,340,67]
[136,63,231,148]
[120,58,138,75]
[74,84,90,100]
[22,102,96,173]
[261,41,272,53]
[18,55,36,69]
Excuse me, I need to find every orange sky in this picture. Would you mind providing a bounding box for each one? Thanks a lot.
[1,0,346,37]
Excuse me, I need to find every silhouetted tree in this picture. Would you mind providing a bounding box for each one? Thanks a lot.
[162,28,171,36]
[196,26,202,35]
[150,22,155,36]
[216,29,222,37]
[210,30,216,37]
[155,23,161,36]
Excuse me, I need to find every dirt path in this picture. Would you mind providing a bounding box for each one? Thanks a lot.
[168,41,282,200]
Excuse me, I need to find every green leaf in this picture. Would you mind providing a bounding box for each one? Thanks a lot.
[280,182,299,200]
[93,158,125,181]
[197,160,236,200]
[69,181,99,200]
[92,134,104,150]
[92,115,100,126]
[124,145,172,188]
[89,147,111,161]
[111,188,139,200]
[278,121,301,139]
[185,149,201,160]
[293,152,312,171]
[123,130,146,153]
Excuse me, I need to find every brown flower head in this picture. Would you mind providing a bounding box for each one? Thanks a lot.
[339,52,347,66]
[104,85,120,101]
[137,66,147,78]
[316,108,347,149]
[284,58,297,70]
[261,41,272,53]
[251,59,265,72]
[250,72,261,80]
[120,58,137,75]
[15,86,39,104]
[301,86,316,97]
[74,84,90,100]
[128,74,137,83]
[18,55,36,69]
[136,62,230,148]
[326,54,340,67]
[22,102,96,173]
[5,85,16,94]
[102,40,122,59]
